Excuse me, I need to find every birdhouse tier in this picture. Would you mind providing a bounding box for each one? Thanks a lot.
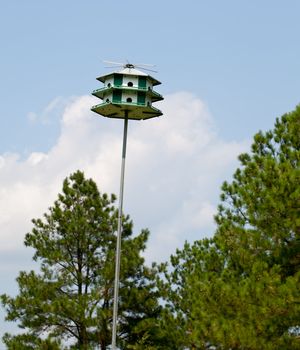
[92,86,163,102]
[91,67,163,120]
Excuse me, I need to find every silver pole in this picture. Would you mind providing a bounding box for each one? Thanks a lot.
[111,112,128,350]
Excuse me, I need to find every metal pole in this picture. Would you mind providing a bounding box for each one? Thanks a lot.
[111,112,128,350]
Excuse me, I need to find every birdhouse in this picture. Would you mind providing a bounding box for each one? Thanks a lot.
[91,64,163,120]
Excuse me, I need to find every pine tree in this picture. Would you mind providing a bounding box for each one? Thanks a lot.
[158,239,226,349]
[213,105,300,349]
[160,106,300,349]
[1,171,161,349]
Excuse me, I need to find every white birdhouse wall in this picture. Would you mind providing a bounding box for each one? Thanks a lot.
[104,75,153,89]
[102,75,153,106]
[105,77,114,87]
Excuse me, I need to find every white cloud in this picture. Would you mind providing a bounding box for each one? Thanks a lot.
[27,96,72,125]
[0,92,248,265]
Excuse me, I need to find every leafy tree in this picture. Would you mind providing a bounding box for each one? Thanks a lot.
[211,104,300,349]
[2,333,61,349]
[158,239,226,349]
[160,106,300,349]
[216,106,300,276]
[1,171,161,349]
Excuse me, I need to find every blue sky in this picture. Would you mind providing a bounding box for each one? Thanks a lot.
[1,0,300,343]
[1,0,300,154]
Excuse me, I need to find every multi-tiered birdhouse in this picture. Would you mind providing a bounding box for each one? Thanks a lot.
[91,64,163,120]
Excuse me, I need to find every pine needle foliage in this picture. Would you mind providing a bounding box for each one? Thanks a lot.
[1,171,161,349]
[159,106,300,349]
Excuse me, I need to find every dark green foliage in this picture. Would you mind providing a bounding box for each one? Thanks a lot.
[216,107,300,275]
[158,239,226,349]
[160,106,300,349]
[1,171,161,349]
[3,333,61,349]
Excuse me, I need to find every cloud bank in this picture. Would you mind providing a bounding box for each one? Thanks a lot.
[0,92,248,267]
